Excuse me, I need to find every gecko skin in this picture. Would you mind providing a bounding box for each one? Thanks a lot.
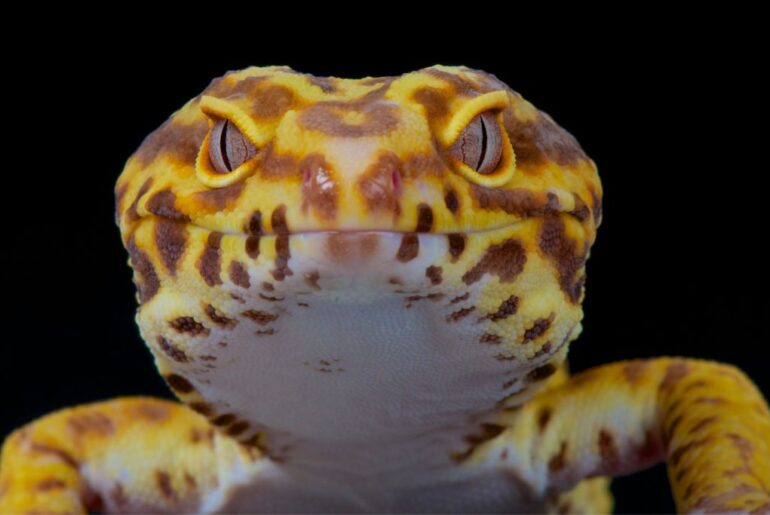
[1,66,769,514]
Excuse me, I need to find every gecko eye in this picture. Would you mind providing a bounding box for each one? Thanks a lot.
[449,111,503,175]
[208,118,258,174]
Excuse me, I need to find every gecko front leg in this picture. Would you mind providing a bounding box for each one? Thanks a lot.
[468,358,770,513]
[0,397,261,513]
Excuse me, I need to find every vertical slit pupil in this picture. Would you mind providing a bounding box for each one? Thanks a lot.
[477,116,488,170]
[219,121,232,171]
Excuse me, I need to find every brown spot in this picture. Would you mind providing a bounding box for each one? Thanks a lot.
[537,407,553,433]
[480,333,502,345]
[636,429,661,463]
[133,119,208,167]
[416,203,433,232]
[198,231,223,287]
[147,189,190,221]
[154,219,188,275]
[453,423,506,462]
[184,472,197,491]
[244,210,262,259]
[157,336,189,362]
[304,270,321,290]
[297,302,309,307]
[726,432,754,458]
[548,441,568,473]
[502,110,587,169]
[262,282,274,291]
[444,189,459,214]
[228,261,250,288]
[36,478,67,491]
[259,293,284,302]
[623,360,650,385]
[522,315,554,344]
[114,182,129,224]
[569,193,590,222]
[196,181,246,213]
[83,489,106,513]
[259,144,301,180]
[301,154,338,220]
[660,361,691,392]
[212,414,236,426]
[471,186,562,219]
[424,68,481,95]
[403,152,445,178]
[484,295,519,322]
[205,304,237,329]
[111,482,128,507]
[256,328,276,336]
[396,234,419,262]
[200,355,217,361]
[501,378,518,389]
[169,317,210,337]
[299,101,400,137]
[495,353,516,361]
[68,412,114,436]
[589,187,603,226]
[446,306,475,322]
[325,233,380,264]
[682,379,710,393]
[412,87,451,120]
[165,374,195,394]
[598,429,620,469]
[447,233,466,262]
[227,421,250,436]
[527,363,557,382]
[358,152,402,215]
[687,416,718,436]
[538,216,586,303]
[426,265,442,285]
[532,342,553,358]
[271,206,292,281]
[449,292,470,304]
[405,293,444,308]
[127,236,160,304]
[204,74,268,98]
[155,470,177,501]
[462,239,527,285]
[251,85,297,119]
[125,177,153,223]
[242,310,278,325]
[500,448,509,460]
[133,402,171,422]
[29,443,79,469]
[668,437,713,468]
[190,426,214,443]
[307,75,337,93]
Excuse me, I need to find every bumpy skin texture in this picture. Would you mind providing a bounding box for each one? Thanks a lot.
[1,66,769,513]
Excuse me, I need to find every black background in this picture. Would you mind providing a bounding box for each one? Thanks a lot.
[2,18,767,514]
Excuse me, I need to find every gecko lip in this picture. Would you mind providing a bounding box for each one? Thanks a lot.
[194,223,521,237]
[143,215,527,237]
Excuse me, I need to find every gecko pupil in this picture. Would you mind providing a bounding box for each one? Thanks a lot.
[219,121,233,171]
[477,116,488,171]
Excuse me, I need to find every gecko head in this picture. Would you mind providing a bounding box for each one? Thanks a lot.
[114,66,602,443]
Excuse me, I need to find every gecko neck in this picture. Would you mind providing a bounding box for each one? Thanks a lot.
[193,294,527,473]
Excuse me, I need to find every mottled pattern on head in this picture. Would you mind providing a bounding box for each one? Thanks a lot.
[114,66,602,457]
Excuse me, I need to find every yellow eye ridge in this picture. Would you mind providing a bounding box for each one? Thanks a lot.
[442,91,517,187]
[196,96,270,188]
